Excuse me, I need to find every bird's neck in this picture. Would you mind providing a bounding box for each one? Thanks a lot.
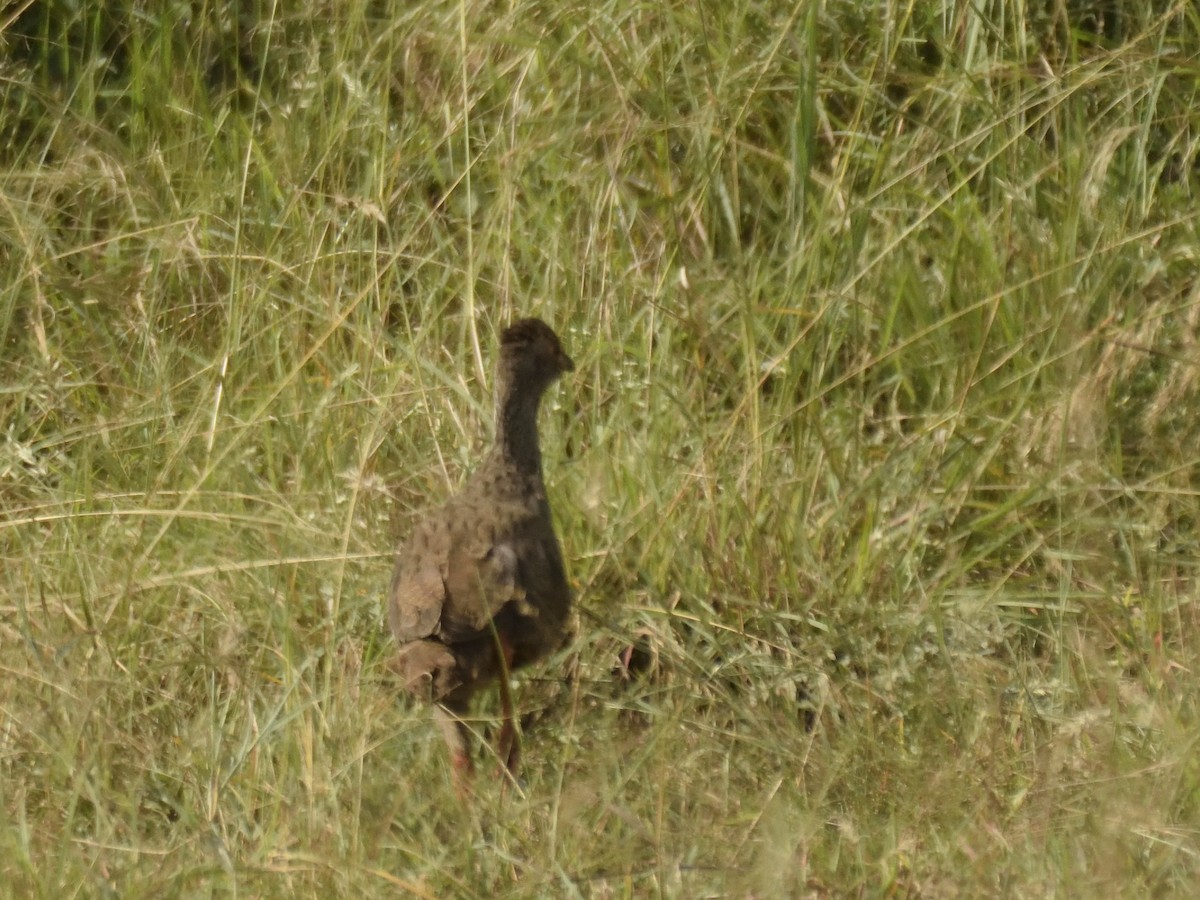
[491,378,545,476]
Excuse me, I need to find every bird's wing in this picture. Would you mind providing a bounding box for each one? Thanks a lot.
[389,496,531,642]
[387,515,452,642]
[390,490,560,644]
[440,512,526,639]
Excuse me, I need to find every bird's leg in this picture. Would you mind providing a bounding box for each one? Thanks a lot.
[494,635,521,779]
[433,701,474,797]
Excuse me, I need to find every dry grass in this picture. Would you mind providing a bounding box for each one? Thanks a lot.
[3,0,1200,895]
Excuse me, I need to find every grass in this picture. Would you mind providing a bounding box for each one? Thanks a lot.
[3,0,1200,895]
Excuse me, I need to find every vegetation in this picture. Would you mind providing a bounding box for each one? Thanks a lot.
[3,0,1199,895]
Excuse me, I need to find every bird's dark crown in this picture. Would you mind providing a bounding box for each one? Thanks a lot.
[500,318,574,374]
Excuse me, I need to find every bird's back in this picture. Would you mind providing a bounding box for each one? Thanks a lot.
[388,459,571,669]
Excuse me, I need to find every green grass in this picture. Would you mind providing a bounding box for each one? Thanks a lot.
[3,0,1200,895]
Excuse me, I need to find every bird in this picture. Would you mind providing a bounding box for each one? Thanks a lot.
[388,317,575,788]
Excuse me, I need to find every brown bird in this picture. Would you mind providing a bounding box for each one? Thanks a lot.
[388,318,575,787]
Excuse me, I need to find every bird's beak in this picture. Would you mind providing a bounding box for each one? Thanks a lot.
[560,351,575,373]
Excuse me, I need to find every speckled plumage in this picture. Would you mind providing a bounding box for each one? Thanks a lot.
[388,318,574,783]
